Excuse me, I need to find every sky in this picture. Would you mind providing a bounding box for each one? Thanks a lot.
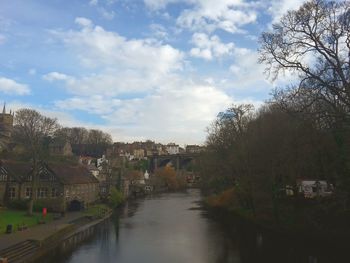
[0,0,307,145]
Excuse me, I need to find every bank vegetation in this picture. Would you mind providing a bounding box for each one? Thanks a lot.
[200,0,350,236]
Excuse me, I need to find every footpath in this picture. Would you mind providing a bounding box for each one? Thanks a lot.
[0,212,87,263]
[0,212,83,251]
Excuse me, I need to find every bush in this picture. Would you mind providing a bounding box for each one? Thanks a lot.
[109,187,124,208]
[7,199,29,210]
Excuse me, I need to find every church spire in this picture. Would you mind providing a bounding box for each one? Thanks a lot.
[2,102,5,114]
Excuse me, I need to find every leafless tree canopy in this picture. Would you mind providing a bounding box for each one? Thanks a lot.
[14,108,59,159]
[259,0,350,118]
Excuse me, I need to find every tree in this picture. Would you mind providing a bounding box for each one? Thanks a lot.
[109,187,124,208]
[54,127,113,156]
[259,0,350,121]
[259,0,350,205]
[154,166,185,190]
[14,109,59,215]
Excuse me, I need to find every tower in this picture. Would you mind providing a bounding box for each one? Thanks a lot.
[0,103,14,147]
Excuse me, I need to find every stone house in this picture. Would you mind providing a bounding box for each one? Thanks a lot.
[185,145,203,153]
[133,149,145,160]
[166,143,179,155]
[0,160,99,211]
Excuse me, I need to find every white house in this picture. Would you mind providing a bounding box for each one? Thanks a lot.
[166,143,179,155]
[298,180,333,198]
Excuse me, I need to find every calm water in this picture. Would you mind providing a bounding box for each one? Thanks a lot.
[44,189,344,263]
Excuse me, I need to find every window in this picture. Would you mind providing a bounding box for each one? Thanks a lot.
[8,187,16,199]
[66,189,69,197]
[37,187,48,198]
[0,167,8,181]
[25,187,32,199]
[52,188,59,198]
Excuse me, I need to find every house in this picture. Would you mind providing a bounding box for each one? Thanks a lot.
[298,180,333,198]
[133,149,145,160]
[0,160,99,211]
[186,145,204,153]
[166,143,179,155]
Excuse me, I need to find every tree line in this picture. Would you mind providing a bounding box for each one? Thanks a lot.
[200,0,350,232]
[10,109,113,160]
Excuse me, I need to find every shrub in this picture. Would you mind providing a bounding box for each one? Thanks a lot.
[7,199,29,210]
[109,187,124,208]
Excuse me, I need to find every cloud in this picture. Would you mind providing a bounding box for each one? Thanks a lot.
[55,79,233,144]
[75,17,93,28]
[144,0,183,10]
[89,0,99,6]
[43,71,72,82]
[149,23,169,40]
[267,0,306,24]
[0,77,30,95]
[144,0,257,34]
[229,49,270,89]
[190,33,234,60]
[48,18,184,96]
[98,8,115,20]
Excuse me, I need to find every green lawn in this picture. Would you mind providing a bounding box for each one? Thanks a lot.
[0,209,53,234]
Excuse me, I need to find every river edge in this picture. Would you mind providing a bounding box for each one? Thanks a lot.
[30,210,113,263]
[203,203,350,260]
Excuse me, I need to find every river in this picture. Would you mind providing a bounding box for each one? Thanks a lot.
[43,189,343,263]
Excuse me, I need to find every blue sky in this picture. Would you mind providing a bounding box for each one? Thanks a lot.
[0,0,307,145]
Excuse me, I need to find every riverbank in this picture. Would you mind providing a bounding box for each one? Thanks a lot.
[0,206,112,263]
[204,201,350,257]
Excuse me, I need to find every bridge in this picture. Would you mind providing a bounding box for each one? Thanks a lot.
[149,153,199,172]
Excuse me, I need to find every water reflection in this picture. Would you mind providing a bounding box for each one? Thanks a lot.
[43,189,346,263]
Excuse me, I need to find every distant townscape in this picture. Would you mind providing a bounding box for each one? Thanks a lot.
[0,105,204,213]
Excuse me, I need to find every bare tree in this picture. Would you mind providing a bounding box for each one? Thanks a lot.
[14,109,59,215]
[259,0,350,118]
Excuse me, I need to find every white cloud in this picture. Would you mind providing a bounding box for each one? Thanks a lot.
[98,7,115,20]
[149,23,169,40]
[55,79,233,144]
[144,0,257,34]
[0,77,30,95]
[190,33,234,60]
[89,0,99,6]
[48,18,184,96]
[144,0,183,10]
[267,0,306,24]
[229,49,269,89]
[63,18,184,73]
[75,17,93,28]
[43,72,73,82]
[44,17,272,144]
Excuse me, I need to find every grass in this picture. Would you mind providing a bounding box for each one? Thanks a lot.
[83,204,110,218]
[0,208,53,235]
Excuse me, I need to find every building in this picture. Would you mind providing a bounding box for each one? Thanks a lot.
[166,143,179,155]
[0,104,14,152]
[0,160,99,211]
[298,180,333,198]
[186,145,203,154]
[133,149,145,159]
